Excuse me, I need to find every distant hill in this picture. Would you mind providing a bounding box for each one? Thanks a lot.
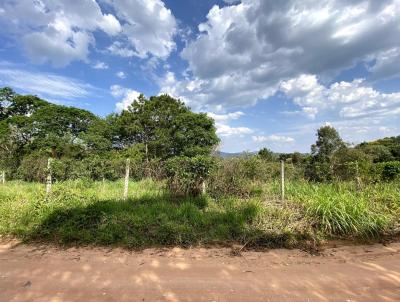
[357,135,400,160]
[215,151,257,158]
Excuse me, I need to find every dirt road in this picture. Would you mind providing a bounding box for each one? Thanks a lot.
[1,240,400,301]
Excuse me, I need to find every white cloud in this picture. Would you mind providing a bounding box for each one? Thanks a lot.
[116,71,126,79]
[217,124,253,137]
[252,135,295,143]
[207,111,244,122]
[106,0,177,59]
[0,0,178,66]
[107,41,140,58]
[207,111,252,137]
[111,85,141,112]
[162,0,400,110]
[0,0,122,67]
[0,66,93,100]
[92,61,109,70]
[280,74,400,119]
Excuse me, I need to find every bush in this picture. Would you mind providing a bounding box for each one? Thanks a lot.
[165,155,216,197]
[17,151,49,181]
[381,162,400,181]
[208,156,304,198]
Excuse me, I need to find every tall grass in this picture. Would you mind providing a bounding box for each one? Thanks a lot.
[260,180,400,237]
[0,179,399,248]
[0,179,278,247]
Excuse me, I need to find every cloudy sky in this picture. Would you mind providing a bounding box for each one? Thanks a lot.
[0,0,399,152]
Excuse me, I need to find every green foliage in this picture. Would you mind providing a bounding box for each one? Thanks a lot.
[0,88,219,181]
[0,180,272,248]
[258,148,276,161]
[381,162,400,181]
[207,156,304,199]
[285,181,394,236]
[165,155,216,197]
[306,126,346,182]
[114,94,219,160]
[311,125,346,160]
[0,87,16,119]
[0,179,399,248]
[358,144,394,163]
[358,136,400,161]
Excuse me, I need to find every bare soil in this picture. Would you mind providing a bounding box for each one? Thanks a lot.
[1,240,400,301]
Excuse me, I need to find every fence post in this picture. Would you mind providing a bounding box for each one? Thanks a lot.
[281,160,285,201]
[123,158,130,200]
[46,158,52,196]
[355,161,361,190]
[202,180,206,195]
[1,171,5,184]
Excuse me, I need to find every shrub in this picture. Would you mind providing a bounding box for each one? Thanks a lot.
[165,155,216,197]
[381,162,400,181]
[208,156,304,198]
[17,151,49,181]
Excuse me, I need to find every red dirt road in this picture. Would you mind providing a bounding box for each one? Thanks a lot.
[1,240,400,301]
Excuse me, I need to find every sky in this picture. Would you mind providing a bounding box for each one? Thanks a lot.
[0,0,399,153]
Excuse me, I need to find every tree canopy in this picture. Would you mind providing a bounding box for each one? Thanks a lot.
[0,87,219,179]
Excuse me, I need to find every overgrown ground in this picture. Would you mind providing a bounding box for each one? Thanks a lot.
[0,179,399,249]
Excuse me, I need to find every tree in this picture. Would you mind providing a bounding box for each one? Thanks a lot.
[290,152,305,165]
[0,87,16,119]
[311,125,346,160]
[357,144,393,163]
[258,148,275,161]
[114,94,219,161]
[306,125,346,181]
[357,136,400,161]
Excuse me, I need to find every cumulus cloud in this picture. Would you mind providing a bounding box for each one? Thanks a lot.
[207,111,244,122]
[252,135,295,143]
[207,111,252,137]
[162,0,400,110]
[107,41,139,58]
[106,0,177,59]
[0,0,122,67]
[0,0,177,66]
[280,74,400,119]
[92,61,109,70]
[216,124,253,137]
[116,71,126,79]
[111,85,141,112]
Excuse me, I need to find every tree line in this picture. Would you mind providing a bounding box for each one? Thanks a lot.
[258,126,400,182]
[1,86,399,188]
[0,87,219,182]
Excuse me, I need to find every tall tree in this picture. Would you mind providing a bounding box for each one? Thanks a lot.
[311,125,346,161]
[115,94,219,161]
[258,147,275,161]
[306,125,346,181]
[0,87,15,120]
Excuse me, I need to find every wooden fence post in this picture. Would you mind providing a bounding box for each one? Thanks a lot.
[355,161,362,190]
[46,158,52,196]
[1,171,5,184]
[123,158,130,200]
[202,180,206,195]
[281,160,285,201]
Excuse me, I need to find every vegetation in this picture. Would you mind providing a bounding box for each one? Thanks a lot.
[0,88,218,181]
[0,179,398,248]
[1,87,399,249]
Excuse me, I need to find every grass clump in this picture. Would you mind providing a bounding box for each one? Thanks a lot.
[0,179,272,248]
[1,179,399,248]
[284,181,399,237]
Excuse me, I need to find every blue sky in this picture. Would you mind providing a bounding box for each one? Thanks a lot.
[0,0,399,153]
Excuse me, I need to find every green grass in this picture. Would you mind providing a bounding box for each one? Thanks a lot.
[0,179,399,249]
[261,180,400,237]
[0,179,296,248]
